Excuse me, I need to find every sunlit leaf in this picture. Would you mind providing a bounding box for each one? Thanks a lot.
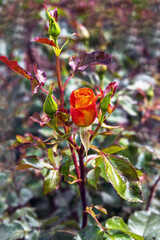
[105,217,144,240]
[103,155,143,202]
[16,156,53,170]
[16,135,31,144]
[0,222,24,240]
[102,145,127,154]
[86,167,100,188]
[128,211,160,239]
[94,205,107,215]
[48,148,62,168]
[43,169,61,195]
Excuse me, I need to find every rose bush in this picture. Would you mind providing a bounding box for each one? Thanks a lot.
[70,88,97,127]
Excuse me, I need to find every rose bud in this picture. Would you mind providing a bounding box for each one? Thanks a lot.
[44,4,61,39]
[70,88,97,127]
[43,85,58,117]
[104,81,119,98]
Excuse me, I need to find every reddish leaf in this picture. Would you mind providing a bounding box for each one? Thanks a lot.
[34,64,47,86]
[69,57,81,71]
[0,56,47,95]
[0,56,33,80]
[16,133,46,150]
[69,50,112,72]
[16,142,36,151]
[29,112,50,127]
[30,77,41,94]
[31,37,57,48]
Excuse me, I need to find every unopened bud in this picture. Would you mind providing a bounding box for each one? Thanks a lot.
[44,4,61,39]
[100,92,112,115]
[49,18,61,38]
[43,85,58,117]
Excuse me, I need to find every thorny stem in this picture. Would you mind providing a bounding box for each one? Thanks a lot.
[78,144,88,228]
[56,56,64,108]
[146,175,160,211]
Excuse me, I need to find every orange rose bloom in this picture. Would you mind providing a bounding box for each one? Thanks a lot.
[70,88,97,127]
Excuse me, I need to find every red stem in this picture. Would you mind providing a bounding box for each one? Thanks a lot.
[55,55,87,228]
[69,137,81,183]
[146,175,160,211]
[56,56,64,108]
[64,73,74,89]
[78,144,88,228]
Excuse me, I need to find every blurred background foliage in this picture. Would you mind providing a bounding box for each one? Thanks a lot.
[0,0,160,239]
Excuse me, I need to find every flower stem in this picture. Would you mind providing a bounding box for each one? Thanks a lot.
[56,55,64,108]
[78,144,88,228]
[69,138,81,185]
[64,73,74,89]
[146,175,160,211]
[90,116,104,142]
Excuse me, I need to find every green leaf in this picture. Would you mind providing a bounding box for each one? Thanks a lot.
[19,188,33,205]
[128,211,160,240]
[105,217,144,240]
[95,157,108,182]
[48,148,62,168]
[16,156,53,170]
[87,167,101,188]
[102,145,126,154]
[43,169,61,195]
[0,222,24,240]
[76,226,104,240]
[24,230,39,240]
[118,95,138,117]
[59,157,70,181]
[94,205,107,215]
[0,171,12,186]
[12,207,35,220]
[108,232,134,239]
[103,155,143,202]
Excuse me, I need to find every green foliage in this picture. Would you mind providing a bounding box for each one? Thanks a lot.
[0,222,25,240]
[87,167,101,188]
[105,217,144,240]
[43,169,61,194]
[76,226,104,240]
[128,211,160,239]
